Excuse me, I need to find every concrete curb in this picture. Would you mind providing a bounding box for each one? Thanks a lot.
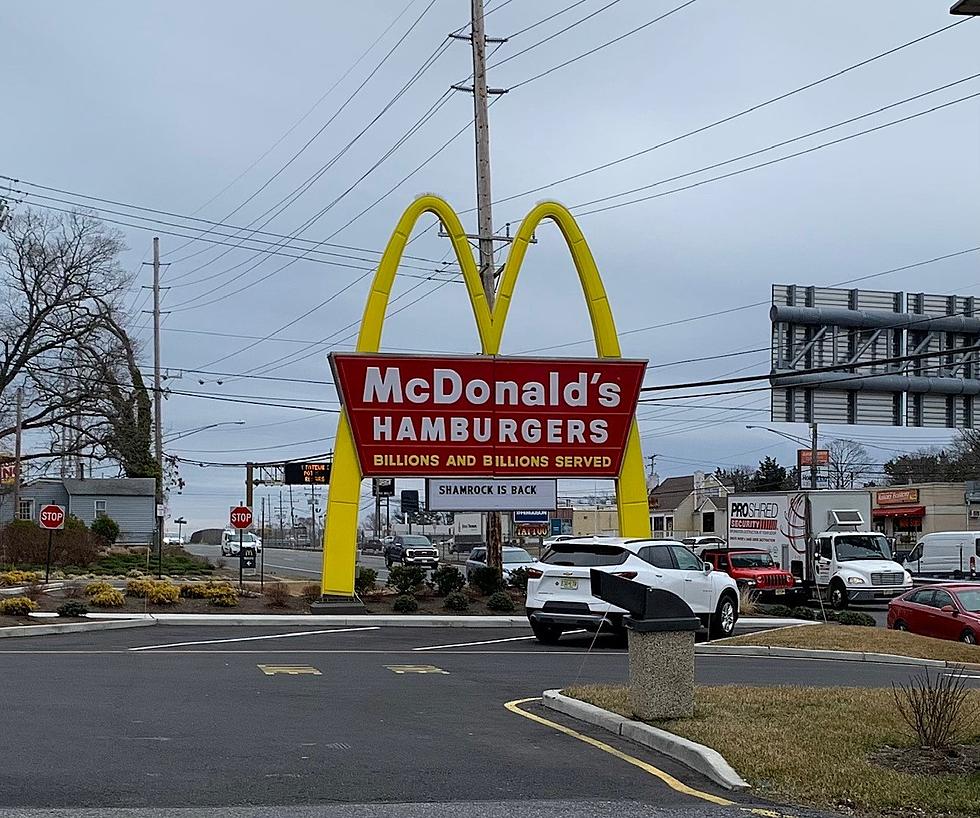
[0,618,156,639]
[696,642,980,671]
[79,613,531,627]
[541,689,749,792]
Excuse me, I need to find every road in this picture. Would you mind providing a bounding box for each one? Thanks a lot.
[185,543,395,583]
[0,623,935,815]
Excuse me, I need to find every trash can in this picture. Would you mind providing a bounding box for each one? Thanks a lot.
[590,571,701,720]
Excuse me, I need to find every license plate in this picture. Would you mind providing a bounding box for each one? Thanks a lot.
[774,589,785,595]
[559,578,578,590]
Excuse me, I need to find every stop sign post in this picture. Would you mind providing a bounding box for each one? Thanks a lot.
[38,504,66,582]
[230,505,253,588]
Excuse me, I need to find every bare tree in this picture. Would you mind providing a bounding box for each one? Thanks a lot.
[0,206,142,475]
[826,438,871,489]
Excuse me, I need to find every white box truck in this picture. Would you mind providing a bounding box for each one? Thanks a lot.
[727,490,912,609]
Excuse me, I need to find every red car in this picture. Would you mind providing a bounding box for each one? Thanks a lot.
[887,584,980,644]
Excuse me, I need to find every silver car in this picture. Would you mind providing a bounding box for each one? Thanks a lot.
[465,546,535,580]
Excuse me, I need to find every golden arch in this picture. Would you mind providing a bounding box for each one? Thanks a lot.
[320,195,651,596]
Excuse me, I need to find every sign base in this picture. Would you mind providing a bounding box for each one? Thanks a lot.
[310,596,367,615]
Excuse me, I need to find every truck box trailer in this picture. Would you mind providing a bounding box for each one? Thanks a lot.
[727,490,911,609]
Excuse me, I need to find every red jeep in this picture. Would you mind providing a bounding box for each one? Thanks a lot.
[701,548,806,603]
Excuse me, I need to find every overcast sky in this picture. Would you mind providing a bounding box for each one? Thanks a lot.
[3,1,978,533]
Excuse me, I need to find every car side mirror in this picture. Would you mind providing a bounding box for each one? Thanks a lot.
[702,563,712,575]
[941,605,957,615]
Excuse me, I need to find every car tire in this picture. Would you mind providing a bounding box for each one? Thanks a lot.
[894,620,908,631]
[529,620,563,645]
[710,594,738,639]
[960,629,977,645]
[830,581,848,611]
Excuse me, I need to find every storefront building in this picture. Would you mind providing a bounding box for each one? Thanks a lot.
[871,483,975,545]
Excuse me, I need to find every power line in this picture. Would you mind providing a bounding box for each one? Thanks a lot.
[508,0,700,91]
[576,89,980,217]
[491,17,971,211]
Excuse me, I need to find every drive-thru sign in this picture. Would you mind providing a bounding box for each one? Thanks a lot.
[39,504,66,530]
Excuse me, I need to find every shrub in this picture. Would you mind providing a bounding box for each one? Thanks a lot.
[355,567,378,596]
[148,583,180,605]
[836,610,876,627]
[486,591,516,612]
[206,586,239,607]
[265,582,291,608]
[57,600,89,617]
[790,605,816,621]
[301,583,321,604]
[738,588,760,616]
[759,603,795,619]
[468,565,504,596]
[892,669,976,748]
[90,588,125,608]
[0,569,43,587]
[179,583,204,599]
[126,578,156,597]
[431,565,465,596]
[90,515,120,545]
[443,591,469,612]
[508,567,530,593]
[22,579,46,602]
[387,565,426,595]
[85,580,114,597]
[392,594,419,613]
[62,582,85,599]
[0,596,38,616]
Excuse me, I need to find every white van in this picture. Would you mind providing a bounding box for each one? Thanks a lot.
[904,531,980,578]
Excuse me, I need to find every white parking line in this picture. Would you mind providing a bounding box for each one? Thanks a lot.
[128,626,380,651]
[412,629,586,651]
[264,563,321,575]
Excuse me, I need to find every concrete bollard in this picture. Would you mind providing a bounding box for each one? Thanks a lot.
[627,628,696,720]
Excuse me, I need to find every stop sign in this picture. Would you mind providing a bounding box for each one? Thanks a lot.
[39,504,66,530]
[229,505,253,529]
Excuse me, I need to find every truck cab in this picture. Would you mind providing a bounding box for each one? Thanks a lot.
[814,530,911,609]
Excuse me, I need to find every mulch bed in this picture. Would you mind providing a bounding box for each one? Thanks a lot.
[870,744,980,776]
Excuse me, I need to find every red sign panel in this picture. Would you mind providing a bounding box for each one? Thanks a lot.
[229,505,253,529]
[876,488,920,506]
[39,504,66,530]
[330,353,646,478]
[797,449,830,467]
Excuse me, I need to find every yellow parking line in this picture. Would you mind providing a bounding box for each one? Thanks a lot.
[504,698,734,807]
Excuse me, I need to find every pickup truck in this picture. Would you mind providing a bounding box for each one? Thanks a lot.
[384,534,439,569]
[700,547,806,603]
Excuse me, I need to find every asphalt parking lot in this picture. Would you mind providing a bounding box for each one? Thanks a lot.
[0,624,924,815]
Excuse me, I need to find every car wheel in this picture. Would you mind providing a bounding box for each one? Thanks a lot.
[894,620,909,632]
[830,581,848,611]
[961,629,977,645]
[710,594,738,639]
[529,620,563,645]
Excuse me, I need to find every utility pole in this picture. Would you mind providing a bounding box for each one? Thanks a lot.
[452,0,508,572]
[245,462,254,508]
[152,237,164,564]
[810,422,819,490]
[13,386,23,518]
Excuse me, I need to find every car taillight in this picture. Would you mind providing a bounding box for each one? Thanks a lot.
[612,571,637,579]
[527,567,543,579]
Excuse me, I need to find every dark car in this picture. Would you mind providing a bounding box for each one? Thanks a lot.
[887,583,980,644]
[384,534,439,569]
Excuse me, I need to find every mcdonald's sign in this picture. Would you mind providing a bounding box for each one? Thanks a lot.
[319,195,651,597]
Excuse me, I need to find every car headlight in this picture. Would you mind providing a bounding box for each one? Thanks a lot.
[847,576,866,585]
[903,572,912,584]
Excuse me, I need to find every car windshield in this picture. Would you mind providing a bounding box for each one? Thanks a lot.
[835,535,892,562]
[401,536,431,546]
[954,590,980,612]
[503,549,533,564]
[540,543,628,567]
[731,552,774,568]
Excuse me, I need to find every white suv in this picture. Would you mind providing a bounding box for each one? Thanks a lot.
[525,537,739,643]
